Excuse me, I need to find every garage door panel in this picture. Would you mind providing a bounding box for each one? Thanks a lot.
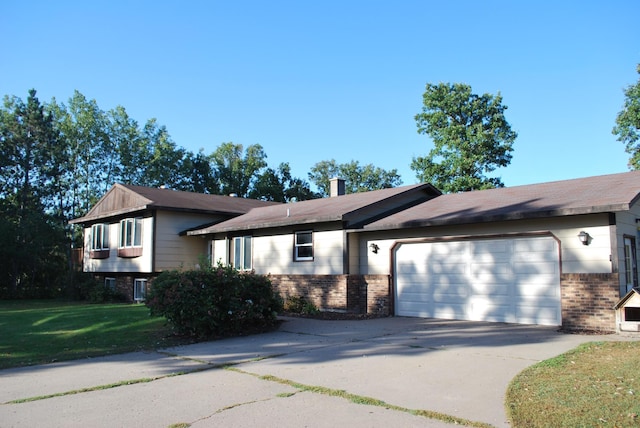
[472,240,510,259]
[516,304,561,325]
[512,261,558,275]
[470,281,512,296]
[395,236,561,326]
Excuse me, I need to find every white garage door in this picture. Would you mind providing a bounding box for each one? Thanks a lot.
[394,236,561,326]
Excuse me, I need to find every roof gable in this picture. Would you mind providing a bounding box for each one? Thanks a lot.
[69,184,281,224]
[364,171,640,230]
[188,183,440,234]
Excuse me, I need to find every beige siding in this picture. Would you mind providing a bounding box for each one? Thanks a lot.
[358,214,615,276]
[212,230,345,275]
[154,211,216,271]
[83,211,226,273]
[253,230,344,275]
[83,217,154,273]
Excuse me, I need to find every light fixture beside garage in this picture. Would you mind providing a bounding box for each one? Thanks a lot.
[369,243,379,254]
[578,231,591,246]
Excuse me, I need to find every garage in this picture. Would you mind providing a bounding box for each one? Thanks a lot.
[394,235,561,326]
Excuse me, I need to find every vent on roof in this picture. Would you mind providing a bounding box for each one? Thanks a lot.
[229,193,238,197]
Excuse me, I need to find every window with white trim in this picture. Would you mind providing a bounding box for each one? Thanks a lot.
[134,278,147,302]
[294,231,313,261]
[233,236,252,270]
[105,277,116,290]
[119,218,142,248]
[91,224,109,250]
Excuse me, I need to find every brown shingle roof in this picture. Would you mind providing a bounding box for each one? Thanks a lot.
[69,183,281,224]
[363,171,640,231]
[188,183,440,234]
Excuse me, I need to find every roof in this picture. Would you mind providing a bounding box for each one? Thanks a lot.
[188,183,440,235]
[614,288,640,310]
[69,183,281,224]
[363,171,640,231]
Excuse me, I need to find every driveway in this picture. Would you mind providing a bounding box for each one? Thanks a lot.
[0,316,626,427]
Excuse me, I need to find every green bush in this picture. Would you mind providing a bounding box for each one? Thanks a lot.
[146,265,283,338]
[283,296,319,314]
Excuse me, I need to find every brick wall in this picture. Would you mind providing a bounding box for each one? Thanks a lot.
[93,274,153,302]
[348,275,391,315]
[269,274,349,311]
[269,274,391,315]
[561,273,619,332]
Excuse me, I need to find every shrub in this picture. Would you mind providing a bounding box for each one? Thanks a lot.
[146,265,283,338]
[283,296,319,314]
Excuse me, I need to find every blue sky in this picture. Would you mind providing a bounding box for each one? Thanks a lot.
[2,0,639,189]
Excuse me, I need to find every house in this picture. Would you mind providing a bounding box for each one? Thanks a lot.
[69,183,280,301]
[188,172,640,332]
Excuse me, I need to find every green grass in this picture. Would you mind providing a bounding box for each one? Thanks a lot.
[0,300,192,370]
[506,341,640,427]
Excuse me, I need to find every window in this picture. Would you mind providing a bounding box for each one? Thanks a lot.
[91,224,109,250]
[119,218,142,248]
[90,224,110,259]
[118,218,143,258]
[623,236,638,293]
[294,231,313,261]
[105,277,116,290]
[233,236,252,270]
[134,279,147,302]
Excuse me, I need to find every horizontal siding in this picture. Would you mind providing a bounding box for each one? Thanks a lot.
[83,217,153,273]
[154,211,220,271]
[359,214,615,275]
[249,230,345,275]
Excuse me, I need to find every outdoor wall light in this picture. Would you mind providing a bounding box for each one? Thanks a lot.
[578,231,591,246]
[369,243,379,254]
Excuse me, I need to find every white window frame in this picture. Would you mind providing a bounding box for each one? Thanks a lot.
[119,218,142,248]
[233,236,252,270]
[105,277,116,290]
[134,278,147,302]
[90,224,109,251]
[294,231,314,261]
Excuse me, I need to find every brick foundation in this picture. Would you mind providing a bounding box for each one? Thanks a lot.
[93,274,153,302]
[561,273,619,332]
[269,274,391,315]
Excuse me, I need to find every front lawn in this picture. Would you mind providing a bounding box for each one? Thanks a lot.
[0,300,191,370]
[506,341,640,427]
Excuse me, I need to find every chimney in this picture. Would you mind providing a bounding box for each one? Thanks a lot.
[329,177,345,197]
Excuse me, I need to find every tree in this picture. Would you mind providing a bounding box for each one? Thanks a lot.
[0,90,67,297]
[211,142,267,197]
[613,64,640,170]
[51,91,111,219]
[140,119,188,189]
[249,162,318,202]
[410,83,517,193]
[308,159,402,197]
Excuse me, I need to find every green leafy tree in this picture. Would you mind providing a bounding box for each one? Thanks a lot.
[613,64,640,169]
[411,83,517,193]
[140,119,188,189]
[309,159,402,197]
[0,90,67,297]
[211,142,267,197]
[107,105,145,185]
[181,149,215,193]
[249,162,318,202]
[51,91,111,218]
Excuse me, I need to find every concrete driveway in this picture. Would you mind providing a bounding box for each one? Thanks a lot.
[0,316,627,427]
